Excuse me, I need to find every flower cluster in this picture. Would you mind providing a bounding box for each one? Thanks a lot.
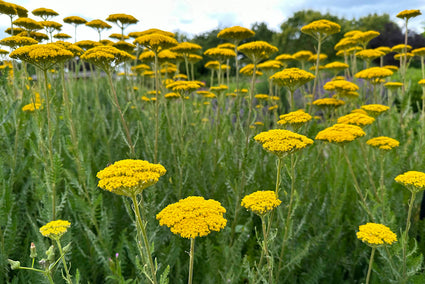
[96,159,166,197]
[0,36,37,49]
[105,13,138,25]
[366,136,400,151]
[395,171,425,193]
[396,9,422,20]
[156,196,227,239]
[355,67,393,81]
[357,223,397,247]
[81,45,135,71]
[254,129,314,157]
[323,80,359,93]
[312,98,345,108]
[217,26,255,42]
[241,191,282,215]
[278,109,312,128]
[39,220,71,240]
[337,113,375,127]
[204,47,236,60]
[301,19,341,39]
[134,33,178,53]
[361,104,390,116]
[237,41,278,63]
[315,124,366,144]
[270,68,315,92]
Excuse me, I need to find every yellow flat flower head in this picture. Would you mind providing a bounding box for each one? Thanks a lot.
[366,136,399,151]
[40,220,71,240]
[337,113,375,127]
[254,129,313,157]
[396,9,422,20]
[270,68,315,92]
[315,124,366,144]
[357,223,397,247]
[241,191,281,215]
[395,171,425,193]
[217,26,255,42]
[156,196,227,239]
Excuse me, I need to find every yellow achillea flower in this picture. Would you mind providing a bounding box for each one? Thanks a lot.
[167,81,201,93]
[0,36,37,49]
[171,42,202,54]
[394,53,414,61]
[355,67,393,81]
[210,84,228,92]
[391,44,412,54]
[81,46,135,71]
[254,129,313,157]
[361,104,390,116]
[217,43,235,50]
[22,102,42,112]
[133,33,178,53]
[357,223,397,247]
[106,13,138,25]
[39,220,71,240]
[237,41,278,63]
[240,64,263,76]
[356,49,385,61]
[419,79,425,85]
[278,109,312,128]
[86,19,111,30]
[313,98,345,107]
[165,92,180,99]
[112,41,136,54]
[376,46,391,55]
[395,171,425,193]
[324,61,349,71]
[413,47,425,56]
[351,31,380,48]
[241,191,282,215]
[204,47,236,60]
[54,33,72,40]
[384,82,403,89]
[10,43,74,71]
[396,9,422,20]
[32,7,59,20]
[257,60,284,71]
[334,37,357,51]
[367,136,400,151]
[315,124,366,144]
[74,40,101,50]
[254,94,269,100]
[270,68,315,92]
[96,159,166,197]
[301,19,341,40]
[217,26,255,42]
[337,113,375,127]
[323,80,359,93]
[292,50,313,62]
[308,53,328,62]
[63,16,87,25]
[13,17,43,30]
[156,196,227,239]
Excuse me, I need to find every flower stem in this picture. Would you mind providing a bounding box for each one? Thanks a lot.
[188,238,195,284]
[261,215,273,283]
[131,194,158,284]
[403,191,416,279]
[56,240,73,284]
[366,247,376,284]
[154,53,160,163]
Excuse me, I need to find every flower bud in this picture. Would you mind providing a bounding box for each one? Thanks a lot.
[46,245,55,263]
[30,242,37,258]
[62,243,72,254]
[8,259,20,270]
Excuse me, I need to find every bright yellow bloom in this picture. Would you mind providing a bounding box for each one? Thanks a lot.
[239,64,263,76]
[254,94,269,100]
[278,109,312,128]
[164,92,180,99]
[355,67,393,81]
[96,159,166,197]
[217,26,255,42]
[81,46,135,71]
[361,104,390,116]
[337,113,375,127]
[334,37,357,51]
[324,61,349,71]
[210,85,228,92]
[301,19,341,39]
[254,129,313,157]
[237,41,278,63]
[0,36,38,49]
[357,223,397,247]
[156,196,227,239]
[241,191,281,215]
[396,9,422,20]
[394,53,414,61]
[74,40,101,50]
[171,42,202,54]
[275,53,295,63]
[292,50,313,61]
[351,31,380,47]
[315,124,366,144]
[32,7,59,20]
[133,33,178,53]
[13,17,43,30]
[22,102,42,112]
[106,13,138,25]
[384,82,403,89]
[391,44,412,53]
[356,49,385,61]
[86,19,112,30]
[312,98,345,107]
[63,16,87,25]
[257,60,284,71]
[412,47,425,56]
[204,47,236,61]
[39,220,71,240]
[323,80,359,93]
[366,136,399,151]
[395,171,425,193]
[270,68,315,92]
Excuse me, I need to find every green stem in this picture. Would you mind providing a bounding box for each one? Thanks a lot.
[379,153,385,222]
[106,70,135,158]
[154,53,160,163]
[366,247,376,284]
[312,37,322,98]
[403,191,416,279]
[131,194,158,284]
[188,238,195,284]
[56,240,73,284]
[261,215,273,283]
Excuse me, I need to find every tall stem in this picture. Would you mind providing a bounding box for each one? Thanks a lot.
[188,238,195,284]
[403,191,416,279]
[154,53,160,163]
[261,216,273,283]
[106,70,135,157]
[131,194,158,284]
[312,37,322,98]
[365,247,376,284]
[56,240,73,284]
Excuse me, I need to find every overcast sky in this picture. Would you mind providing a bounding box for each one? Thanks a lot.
[1,0,424,41]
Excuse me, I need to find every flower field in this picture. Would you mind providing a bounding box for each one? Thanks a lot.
[2,2,425,283]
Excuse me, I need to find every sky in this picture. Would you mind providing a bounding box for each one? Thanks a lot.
[1,0,425,41]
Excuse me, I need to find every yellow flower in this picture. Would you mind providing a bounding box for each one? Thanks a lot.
[257,60,284,71]
[292,50,313,62]
[324,61,349,71]
[357,223,397,247]
[74,40,102,50]
[171,42,202,54]
[133,33,178,53]
[384,82,403,90]
[270,68,315,92]
[13,17,43,30]
[164,92,180,99]
[396,9,422,20]
[63,16,87,25]
[254,129,313,157]
[254,94,269,100]
[204,47,236,61]
[81,46,135,72]
[278,109,312,128]
[268,105,278,111]
[395,171,425,193]
[337,113,375,127]
[217,26,255,42]
[210,84,228,92]
[39,220,71,240]
[86,19,112,30]
[0,36,38,49]
[412,47,425,56]
[351,31,380,48]
[334,37,357,51]
[355,67,393,81]
[156,196,227,239]
[22,102,42,112]
[356,49,385,61]
[241,191,281,215]
[239,64,263,76]
[315,124,366,144]
[237,41,278,63]
[301,19,341,40]
[275,53,295,64]
[96,159,166,197]
[106,13,138,25]
[361,104,390,117]
[366,136,399,151]
[394,53,414,61]
[323,80,359,93]
[312,98,345,108]
[32,7,59,20]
